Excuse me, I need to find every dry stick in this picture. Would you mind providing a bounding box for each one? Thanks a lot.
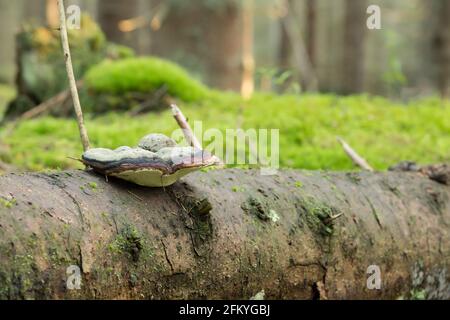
[170,104,223,166]
[19,80,83,121]
[129,84,168,116]
[170,104,202,149]
[20,90,71,120]
[1,83,82,139]
[57,0,90,151]
[1,91,69,138]
[337,137,374,172]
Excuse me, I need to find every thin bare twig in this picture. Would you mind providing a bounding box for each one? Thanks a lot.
[21,90,70,120]
[129,84,168,116]
[170,104,223,166]
[337,137,374,172]
[57,0,90,152]
[20,80,83,121]
[170,104,202,149]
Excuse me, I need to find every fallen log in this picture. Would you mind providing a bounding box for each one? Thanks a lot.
[0,168,448,299]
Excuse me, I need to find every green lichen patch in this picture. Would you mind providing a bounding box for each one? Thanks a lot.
[295,181,304,188]
[80,181,102,194]
[346,172,362,184]
[298,196,342,236]
[108,225,145,263]
[88,182,98,190]
[409,289,427,300]
[189,198,213,216]
[241,195,280,223]
[0,197,17,208]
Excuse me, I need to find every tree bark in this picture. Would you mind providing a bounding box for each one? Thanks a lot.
[0,169,449,299]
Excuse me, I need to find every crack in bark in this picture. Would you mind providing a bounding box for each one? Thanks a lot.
[161,239,174,273]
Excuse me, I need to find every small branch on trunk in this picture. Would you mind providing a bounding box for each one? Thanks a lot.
[170,104,202,150]
[1,81,83,139]
[129,85,168,116]
[170,104,223,166]
[20,80,84,121]
[337,137,374,171]
[57,0,90,152]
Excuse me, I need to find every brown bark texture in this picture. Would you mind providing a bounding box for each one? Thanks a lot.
[0,168,449,299]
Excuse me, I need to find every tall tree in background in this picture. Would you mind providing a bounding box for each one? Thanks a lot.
[24,0,46,24]
[0,1,22,83]
[150,0,242,91]
[342,0,367,94]
[432,0,450,99]
[279,0,318,91]
[97,0,139,48]
[241,0,255,99]
[306,0,316,68]
[278,7,291,70]
[46,0,59,28]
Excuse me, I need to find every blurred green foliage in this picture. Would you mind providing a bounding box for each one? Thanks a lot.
[2,92,449,172]
[0,85,16,118]
[4,15,135,119]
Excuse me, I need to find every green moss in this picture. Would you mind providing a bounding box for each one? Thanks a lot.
[300,197,340,236]
[10,253,36,299]
[85,57,211,102]
[242,195,280,223]
[0,84,16,119]
[295,181,303,188]
[2,94,450,171]
[409,289,427,300]
[346,172,362,184]
[232,186,244,192]
[108,225,147,263]
[0,198,17,208]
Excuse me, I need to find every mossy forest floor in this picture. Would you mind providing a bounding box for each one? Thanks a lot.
[1,89,449,172]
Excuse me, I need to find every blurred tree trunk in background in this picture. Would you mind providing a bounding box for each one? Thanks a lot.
[306,0,317,68]
[97,0,139,48]
[342,0,366,94]
[241,0,255,99]
[150,0,242,91]
[432,0,450,99]
[23,0,46,24]
[46,0,58,28]
[135,0,152,55]
[281,0,318,91]
[278,15,291,70]
[0,1,23,83]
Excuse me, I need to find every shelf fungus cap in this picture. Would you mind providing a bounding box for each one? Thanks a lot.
[138,133,177,152]
[82,133,218,187]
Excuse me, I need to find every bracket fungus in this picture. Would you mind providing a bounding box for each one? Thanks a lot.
[81,133,218,187]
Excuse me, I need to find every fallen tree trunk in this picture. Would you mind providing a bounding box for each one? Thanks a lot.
[0,168,448,299]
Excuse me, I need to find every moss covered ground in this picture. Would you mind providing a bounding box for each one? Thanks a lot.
[1,56,449,172]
